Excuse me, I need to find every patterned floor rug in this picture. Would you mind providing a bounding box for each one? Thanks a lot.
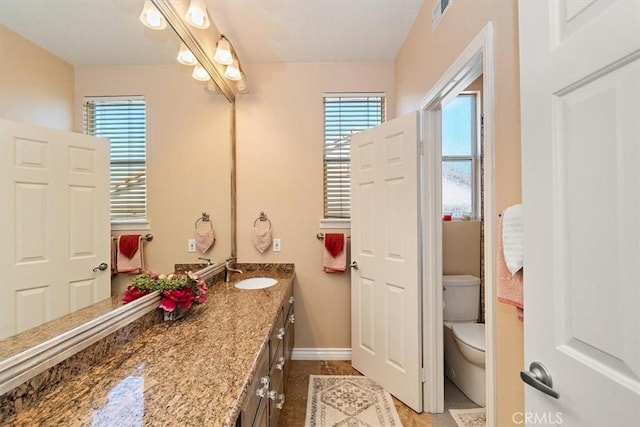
[305,375,403,426]
[449,408,486,427]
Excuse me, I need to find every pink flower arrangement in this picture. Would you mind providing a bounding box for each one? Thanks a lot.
[122,270,208,317]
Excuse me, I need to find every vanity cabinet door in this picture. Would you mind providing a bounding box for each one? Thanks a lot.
[253,398,268,427]
[283,302,294,387]
[240,347,270,427]
[268,343,285,427]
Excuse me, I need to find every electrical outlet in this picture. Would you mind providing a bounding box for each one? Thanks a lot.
[188,239,196,252]
[273,238,281,252]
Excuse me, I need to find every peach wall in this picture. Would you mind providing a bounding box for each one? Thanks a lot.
[443,221,481,277]
[74,65,232,295]
[0,24,74,131]
[235,61,395,349]
[395,0,523,423]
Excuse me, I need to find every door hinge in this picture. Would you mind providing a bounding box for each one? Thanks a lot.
[421,368,426,383]
[418,140,425,156]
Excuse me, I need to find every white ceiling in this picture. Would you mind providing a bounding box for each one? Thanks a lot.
[0,0,423,66]
[205,0,424,63]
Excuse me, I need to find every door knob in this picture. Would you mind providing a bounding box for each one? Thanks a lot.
[350,261,359,270]
[520,361,559,399]
[93,262,108,272]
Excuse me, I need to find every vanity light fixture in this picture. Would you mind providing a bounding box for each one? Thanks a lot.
[139,0,167,30]
[224,59,242,81]
[236,74,248,94]
[185,0,210,29]
[213,36,233,65]
[192,64,211,81]
[177,43,198,66]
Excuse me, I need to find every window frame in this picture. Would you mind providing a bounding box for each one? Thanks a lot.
[441,91,481,219]
[83,95,149,230]
[322,92,386,222]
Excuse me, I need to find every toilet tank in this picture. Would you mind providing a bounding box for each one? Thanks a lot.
[443,275,481,322]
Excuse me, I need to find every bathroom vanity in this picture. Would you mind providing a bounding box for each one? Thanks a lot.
[0,264,295,426]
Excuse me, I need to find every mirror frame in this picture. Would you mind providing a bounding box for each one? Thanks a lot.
[0,0,236,395]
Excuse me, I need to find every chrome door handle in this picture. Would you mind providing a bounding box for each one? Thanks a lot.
[350,261,359,270]
[520,361,559,399]
[93,262,108,272]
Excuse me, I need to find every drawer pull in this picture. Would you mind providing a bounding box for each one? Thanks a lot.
[288,314,295,324]
[256,376,270,398]
[268,390,278,400]
[277,327,285,340]
[276,393,286,410]
[289,296,294,304]
[275,356,285,370]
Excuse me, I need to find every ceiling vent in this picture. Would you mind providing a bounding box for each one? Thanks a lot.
[432,0,452,31]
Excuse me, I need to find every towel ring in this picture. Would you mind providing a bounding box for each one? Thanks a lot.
[254,211,272,229]
[195,212,213,229]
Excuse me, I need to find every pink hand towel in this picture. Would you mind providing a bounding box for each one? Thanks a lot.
[253,223,272,253]
[323,233,346,273]
[117,235,145,274]
[195,227,215,254]
[497,216,524,320]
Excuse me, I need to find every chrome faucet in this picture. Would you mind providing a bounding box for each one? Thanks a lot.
[224,259,243,283]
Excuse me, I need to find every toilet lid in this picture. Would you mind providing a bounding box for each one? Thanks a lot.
[452,323,485,352]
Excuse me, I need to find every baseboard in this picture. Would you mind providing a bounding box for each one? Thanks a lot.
[291,348,352,361]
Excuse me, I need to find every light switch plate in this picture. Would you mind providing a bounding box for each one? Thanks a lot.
[273,238,281,252]
[188,239,196,252]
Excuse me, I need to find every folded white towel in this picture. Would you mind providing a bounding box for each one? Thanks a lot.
[501,204,523,276]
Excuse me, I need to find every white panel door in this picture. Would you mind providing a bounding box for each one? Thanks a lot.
[519,1,640,425]
[0,119,110,339]
[351,113,422,412]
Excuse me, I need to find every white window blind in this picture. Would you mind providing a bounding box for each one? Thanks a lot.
[323,93,386,218]
[83,96,147,222]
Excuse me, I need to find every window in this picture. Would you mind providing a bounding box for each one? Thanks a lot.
[442,92,479,218]
[83,96,147,226]
[323,93,386,219]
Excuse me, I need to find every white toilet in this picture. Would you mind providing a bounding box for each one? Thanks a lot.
[443,275,486,406]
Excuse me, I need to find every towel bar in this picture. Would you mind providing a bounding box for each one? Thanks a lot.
[112,233,153,242]
[316,232,350,240]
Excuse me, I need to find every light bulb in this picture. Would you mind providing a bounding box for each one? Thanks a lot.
[224,59,242,81]
[192,64,211,81]
[177,43,197,66]
[185,0,210,29]
[213,37,233,65]
[139,0,167,30]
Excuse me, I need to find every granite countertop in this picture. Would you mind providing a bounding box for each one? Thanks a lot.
[5,264,295,426]
[0,295,124,361]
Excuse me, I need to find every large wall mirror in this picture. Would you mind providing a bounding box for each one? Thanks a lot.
[0,0,235,374]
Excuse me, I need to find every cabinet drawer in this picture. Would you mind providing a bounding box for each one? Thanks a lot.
[283,286,294,320]
[269,308,284,364]
[240,347,270,427]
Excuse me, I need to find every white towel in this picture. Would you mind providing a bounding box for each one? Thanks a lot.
[501,204,523,276]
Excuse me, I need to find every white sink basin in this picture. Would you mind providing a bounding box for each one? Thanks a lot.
[235,277,278,290]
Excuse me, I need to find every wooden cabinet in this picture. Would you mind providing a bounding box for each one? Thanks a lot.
[237,284,294,427]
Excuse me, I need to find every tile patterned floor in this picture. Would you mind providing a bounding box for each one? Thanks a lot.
[279,360,479,427]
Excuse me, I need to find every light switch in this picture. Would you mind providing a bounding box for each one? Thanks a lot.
[188,239,196,252]
[273,238,281,252]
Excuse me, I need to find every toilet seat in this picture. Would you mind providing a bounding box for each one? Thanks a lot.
[452,323,485,352]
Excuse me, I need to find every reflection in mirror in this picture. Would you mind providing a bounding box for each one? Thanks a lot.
[0,0,232,361]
